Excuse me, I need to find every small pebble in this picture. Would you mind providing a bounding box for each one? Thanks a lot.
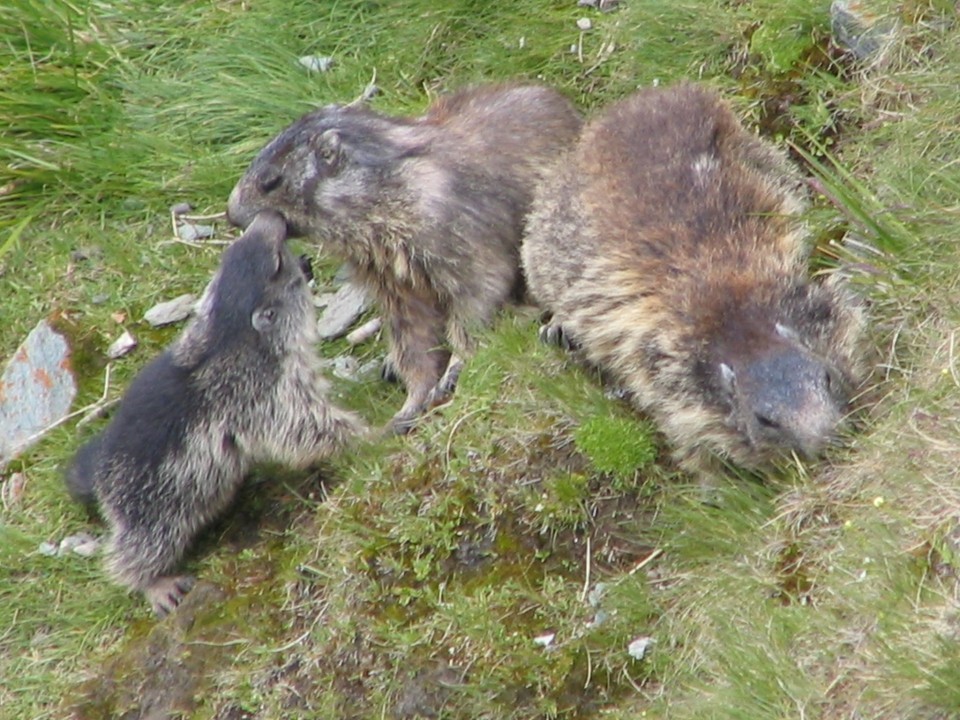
[72,540,100,558]
[577,17,592,30]
[38,542,58,557]
[177,223,215,242]
[298,55,335,73]
[170,202,193,216]
[534,632,556,648]
[331,355,360,381]
[627,636,655,660]
[346,317,382,346]
[59,532,97,555]
[144,294,197,327]
[91,293,110,306]
[106,329,137,360]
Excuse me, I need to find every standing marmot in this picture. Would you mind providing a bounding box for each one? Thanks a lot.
[522,84,866,471]
[66,210,364,615]
[227,84,583,431]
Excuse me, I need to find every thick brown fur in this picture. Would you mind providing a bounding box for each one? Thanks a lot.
[228,84,583,431]
[65,211,364,615]
[522,84,867,472]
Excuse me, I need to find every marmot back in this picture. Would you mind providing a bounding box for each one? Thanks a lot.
[228,84,583,431]
[522,84,866,471]
[65,210,364,615]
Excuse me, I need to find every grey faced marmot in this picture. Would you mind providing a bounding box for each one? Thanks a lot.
[521,84,867,472]
[227,84,583,431]
[65,210,364,615]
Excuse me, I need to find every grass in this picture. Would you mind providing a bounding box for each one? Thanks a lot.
[3,0,960,718]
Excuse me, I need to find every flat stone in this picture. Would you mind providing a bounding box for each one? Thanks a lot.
[0,320,77,469]
[170,202,193,216]
[143,294,196,327]
[317,283,370,340]
[830,0,897,61]
[106,329,137,359]
[177,223,215,242]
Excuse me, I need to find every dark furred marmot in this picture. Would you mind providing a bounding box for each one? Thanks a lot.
[66,210,364,615]
[227,84,583,431]
[521,84,866,471]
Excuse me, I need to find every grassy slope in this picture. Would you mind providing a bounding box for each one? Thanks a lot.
[2,0,960,718]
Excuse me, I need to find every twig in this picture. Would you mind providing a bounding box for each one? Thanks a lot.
[579,535,592,602]
[628,547,663,576]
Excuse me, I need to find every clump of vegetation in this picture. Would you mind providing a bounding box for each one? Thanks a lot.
[574,415,657,485]
[3,0,960,718]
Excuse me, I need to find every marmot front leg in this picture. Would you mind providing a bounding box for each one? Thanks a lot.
[384,286,451,433]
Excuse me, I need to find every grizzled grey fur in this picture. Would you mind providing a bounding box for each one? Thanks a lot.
[227,84,583,431]
[65,210,364,615]
[522,84,867,472]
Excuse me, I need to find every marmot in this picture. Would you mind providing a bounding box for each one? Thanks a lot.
[66,210,364,615]
[227,84,583,431]
[521,84,866,471]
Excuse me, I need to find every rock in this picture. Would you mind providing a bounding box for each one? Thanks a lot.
[627,636,655,661]
[298,55,335,73]
[107,330,137,359]
[346,317,382,346]
[330,355,360,381]
[317,283,369,340]
[533,632,555,648]
[91,293,110,306]
[177,223,215,242]
[38,542,58,557]
[577,17,592,30]
[830,0,897,61]
[72,539,101,558]
[144,294,196,327]
[170,202,193,216]
[0,320,78,470]
[59,532,97,555]
[313,292,336,310]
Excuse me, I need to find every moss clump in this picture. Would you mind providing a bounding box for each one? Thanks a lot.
[573,414,657,483]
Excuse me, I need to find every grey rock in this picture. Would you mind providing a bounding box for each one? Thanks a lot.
[317,283,369,340]
[59,532,97,555]
[577,17,593,30]
[38,542,58,557]
[177,223,215,242]
[170,202,193,216]
[72,540,101,557]
[106,329,137,359]
[143,294,197,327]
[0,321,77,469]
[298,55,335,73]
[330,355,360,381]
[831,0,897,61]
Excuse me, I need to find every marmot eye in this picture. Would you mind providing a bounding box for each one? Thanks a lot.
[259,170,282,194]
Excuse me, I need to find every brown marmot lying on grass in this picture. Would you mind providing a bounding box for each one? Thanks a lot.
[522,84,867,472]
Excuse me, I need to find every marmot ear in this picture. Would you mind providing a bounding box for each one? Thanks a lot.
[316,129,341,166]
[252,307,278,332]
